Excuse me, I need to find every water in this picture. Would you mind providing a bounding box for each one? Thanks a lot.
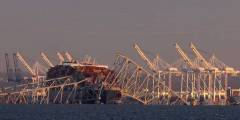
[0,105,239,120]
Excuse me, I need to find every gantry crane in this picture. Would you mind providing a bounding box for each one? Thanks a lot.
[175,43,196,70]
[57,52,65,64]
[133,43,178,94]
[175,43,205,100]
[134,43,176,71]
[190,43,219,72]
[175,43,206,71]
[208,54,237,99]
[209,54,237,75]
[190,42,226,103]
[153,53,178,71]
[40,52,54,67]
[65,52,74,62]
[133,43,157,72]
[16,52,37,82]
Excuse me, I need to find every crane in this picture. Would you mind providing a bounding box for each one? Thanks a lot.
[16,52,36,77]
[153,54,176,71]
[175,43,206,99]
[190,42,218,71]
[175,43,196,70]
[134,43,178,92]
[190,42,225,102]
[40,52,54,67]
[57,52,65,64]
[174,43,206,71]
[16,52,47,83]
[209,54,236,74]
[133,43,157,72]
[65,52,74,62]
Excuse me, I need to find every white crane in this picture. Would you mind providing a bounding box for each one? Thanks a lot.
[133,43,157,72]
[134,43,178,93]
[190,42,225,102]
[175,43,206,71]
[40,52,54,67]
[57,52,65,64]
[209,54,236,74]
[65,52,73,62]
[16,52,36,77]
[175,43,196,70]
[16,52,38,82]
[190,43,218,72]
[175,43,203,99]
[65,51,79,63]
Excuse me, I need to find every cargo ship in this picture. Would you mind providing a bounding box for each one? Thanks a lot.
[46,61,122,104]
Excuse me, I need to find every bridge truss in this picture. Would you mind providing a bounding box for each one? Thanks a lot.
[0,76,100,104]
[104,53,189,105]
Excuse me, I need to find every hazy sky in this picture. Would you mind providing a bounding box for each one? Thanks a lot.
[0,0,240,70]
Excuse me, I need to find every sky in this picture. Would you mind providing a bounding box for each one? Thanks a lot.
[0,0,240,70]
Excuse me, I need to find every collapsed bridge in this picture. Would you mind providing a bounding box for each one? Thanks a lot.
[0,53,188,105]
[0,42,239,105]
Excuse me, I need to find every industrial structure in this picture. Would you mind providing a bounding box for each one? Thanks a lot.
[0,42,239,105]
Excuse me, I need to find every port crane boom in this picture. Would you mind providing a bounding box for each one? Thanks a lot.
[65,52,74,62]
[16,52,36,76]
[175,43,196,69]
[40,52,54,67]
[190,43,214,70]
[133,43,156,72]
[57,52,65,64]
